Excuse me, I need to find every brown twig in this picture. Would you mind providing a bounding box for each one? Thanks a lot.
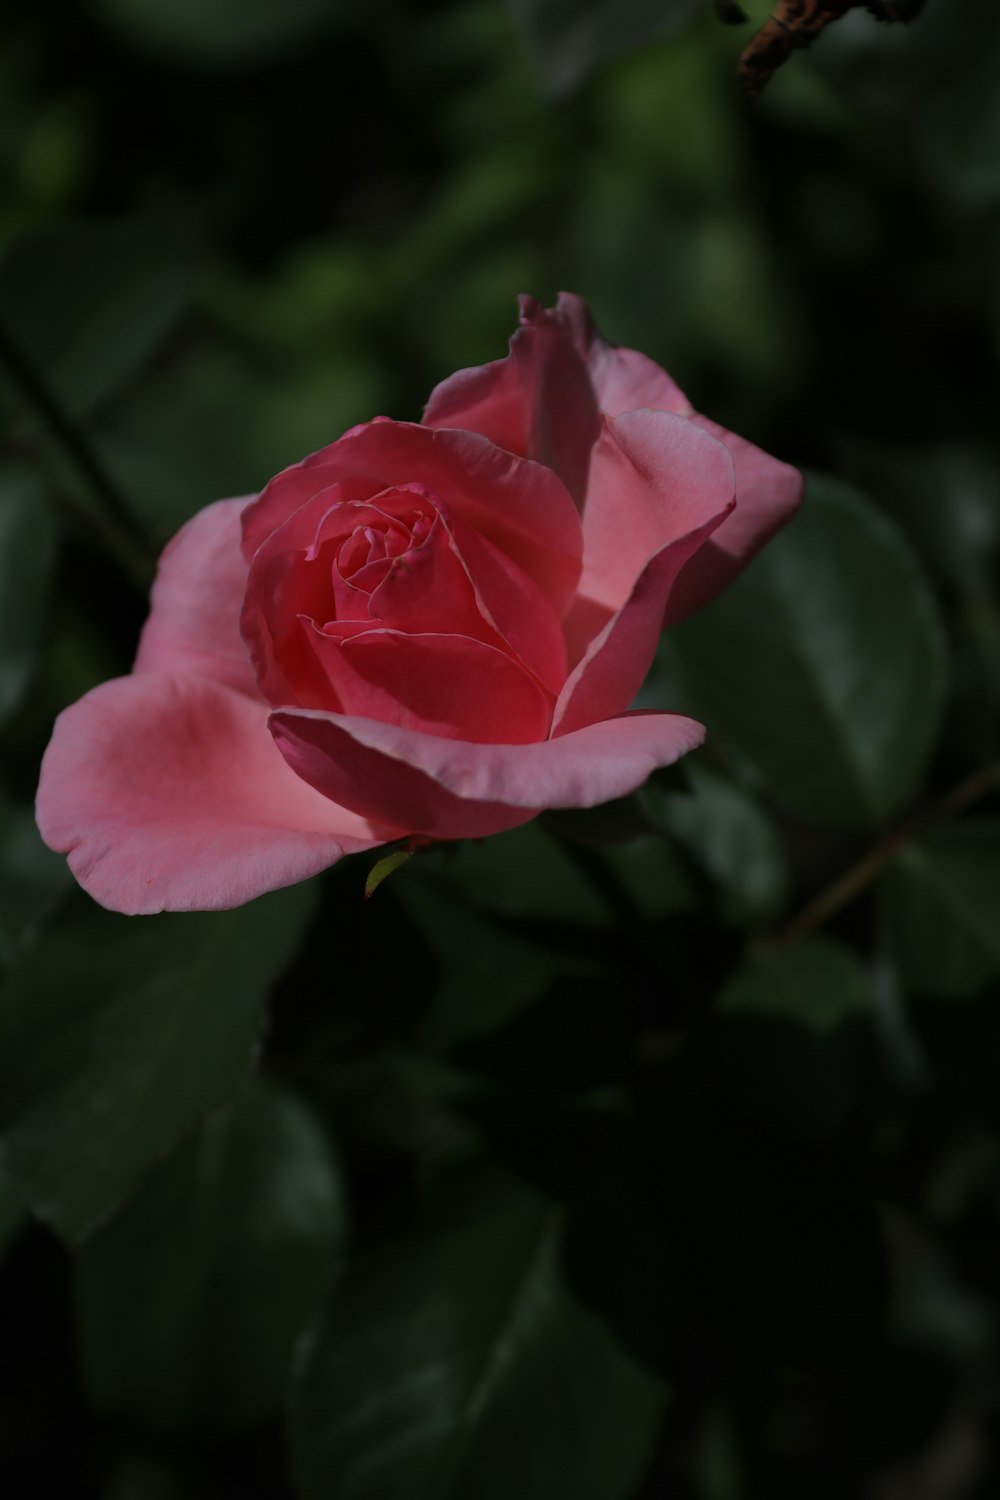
[737,0,922,99]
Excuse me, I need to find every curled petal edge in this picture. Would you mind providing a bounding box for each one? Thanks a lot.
[270,707,707,842]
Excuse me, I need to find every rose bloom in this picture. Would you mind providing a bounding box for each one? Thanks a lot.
[37,295,801,914]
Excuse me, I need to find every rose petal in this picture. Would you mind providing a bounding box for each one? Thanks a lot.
[665,418,805,622]
[269,706,705,841]
[134,498,259,699]
[549,296,803,617]
[362,507,498,640]
[572,410,736,632]
[240,544,335,708]
[423,295,600,505]
[302,628,554,743]
[445,516,567,694]
[547,291,692,419]
[241,471,381,561]
[36,674,396,914]
[243,420,583,617]
[552,504,731,737]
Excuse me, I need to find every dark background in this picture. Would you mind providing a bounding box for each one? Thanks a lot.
[1,1,1000,1496]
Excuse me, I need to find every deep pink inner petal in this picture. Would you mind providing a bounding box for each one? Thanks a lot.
[302,627,554,743]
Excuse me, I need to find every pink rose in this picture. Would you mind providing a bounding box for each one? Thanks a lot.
[36,293,801,914]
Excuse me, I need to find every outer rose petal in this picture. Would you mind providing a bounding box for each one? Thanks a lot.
[574,410,737,621]
[427,294,801,621]
[242,420,583,618]
[546,292,692,419]
[36,674,397,914]
[423,296,600,505]
[552,296,803,618]
[553,507,731,738]
[665,418,804,622]
[269,707,706,842]
[134,498,259,699]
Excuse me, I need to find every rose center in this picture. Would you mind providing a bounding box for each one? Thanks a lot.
[334,509,431,596]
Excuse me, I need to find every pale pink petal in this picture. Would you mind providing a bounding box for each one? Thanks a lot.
[243,420,583,617]
[553,504,730,738]
[302,628,554,744]
[549,292,692,418]
[575,410,736,623]
[424,296,600,505]
[665,418,805,622]
[134,499,259,699]
[36,674,397,914]
[269,707,705,842]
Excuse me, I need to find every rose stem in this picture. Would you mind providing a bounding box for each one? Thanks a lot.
[759,758,1000,953]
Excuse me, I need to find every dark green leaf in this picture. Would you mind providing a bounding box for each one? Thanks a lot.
[507,0,701,93]
[416,819,694,929]
[653,760,788,927]
[76,1082,345,1434]
[0,794,72,967]
[881,823,1000,999]
[845,444,1000,599]
[719,936,873,1036]
[291,1167,667,1500]
[0,884,314,1240]
[0,221,189,425]
[398,878,585,1045]
[714,938,879,1141]
[0,466,57,726]
[666,478,947,828]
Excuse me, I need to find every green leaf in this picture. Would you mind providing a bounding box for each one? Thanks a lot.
[507,0,701,93]
[0,884,314,1240]
[712,938,878,1141]
[844,444,1000,599]
[94,0,355,63]
[653,760,788,928]
[365,848,414,899]
[398,879,587,1046]
[0,221,189,425]
[0,793,72,967]
[0,466,57,726]
[881,823,1000,999]
[291,1167,667,1500]
[75,1082,346,1434]
[415,819,694,929]
[665,477,947,829]
[718,936,874,1036]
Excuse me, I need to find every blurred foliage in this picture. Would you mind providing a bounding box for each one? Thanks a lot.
[2,0,1000,1496]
